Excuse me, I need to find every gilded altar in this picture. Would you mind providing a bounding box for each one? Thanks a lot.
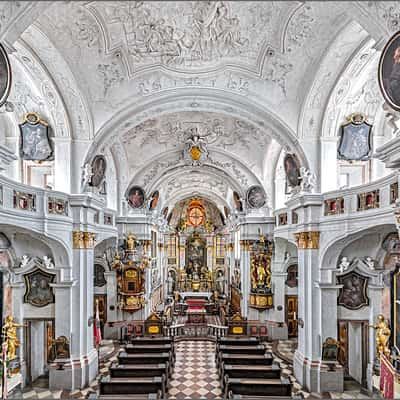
[249,235,274,310]
[112,233,147,312]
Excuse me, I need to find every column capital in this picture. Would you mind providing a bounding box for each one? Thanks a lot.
[73,231,96,249]
[295,231,320,249]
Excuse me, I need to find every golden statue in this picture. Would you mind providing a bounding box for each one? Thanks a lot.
[2,315,24,360]
[127,233,136,251]
[205,220,213,233]
[250,258,258,290]
[111,252,123,270]
[370,314,391,357]
[257,262,267,286]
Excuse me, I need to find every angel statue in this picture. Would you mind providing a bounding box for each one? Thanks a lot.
[370,314,391,358]
[2,315,24,360]
[299,167,316,192]
[81,163,93,188]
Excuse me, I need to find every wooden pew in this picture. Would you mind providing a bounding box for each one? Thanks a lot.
[129,336,172,345]
[118,352,173,371]
[217,352,273,369]
[224,377,292,399]
[229,395,294,400]
[110,361,170,383]
[216,344,266,355]
[218,337,260,346]
[220,364,281,388]
[100,376,166,398]
[88,394,160,400]
[125,343,173,354]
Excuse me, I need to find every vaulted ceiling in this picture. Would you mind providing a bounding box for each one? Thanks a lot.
[0,1,397,212]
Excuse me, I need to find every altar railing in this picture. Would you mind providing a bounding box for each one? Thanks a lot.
[163,323,228,339]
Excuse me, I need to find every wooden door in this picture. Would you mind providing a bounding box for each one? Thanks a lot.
[94,294,107,336]
[45,321,55,363]
[286,295,298,337]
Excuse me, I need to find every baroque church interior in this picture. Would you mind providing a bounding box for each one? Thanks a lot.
[2,1,400,399]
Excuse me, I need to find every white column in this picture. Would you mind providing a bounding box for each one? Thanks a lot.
[104,271,118,339]
[320,137,339,192]
[53,138,71,193]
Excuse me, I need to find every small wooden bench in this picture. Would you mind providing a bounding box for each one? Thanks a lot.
[218,337,260,346]
[217,352,273,369]
[220,364,281,388]
[224,377,292,399]
[229,395,294,400]
[109,362,170,383]
[100,376,166,398]
[125,343,173,354]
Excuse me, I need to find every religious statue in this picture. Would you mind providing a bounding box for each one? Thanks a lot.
[81,163,93,188]
[257,260,267,286]
[126,233,136,251]
[111,252,123,270]
[365,256,375,270]
[216,270,225,295]
[370,314,391,357]
[20,254,30,268]
[299,167,316,192]
[167,270,175,295]
[2,315,24,360]
[205,220,213,233]
[250,257,258,290]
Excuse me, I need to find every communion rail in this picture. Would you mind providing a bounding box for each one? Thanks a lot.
[164,323,228,339]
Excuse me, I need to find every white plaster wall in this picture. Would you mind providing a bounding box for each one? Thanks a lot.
[30,321,45,382]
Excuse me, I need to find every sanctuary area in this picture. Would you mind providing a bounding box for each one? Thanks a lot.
[1,1,400,399]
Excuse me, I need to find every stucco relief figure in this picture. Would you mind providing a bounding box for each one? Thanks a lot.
[2,315,24,360]
[233,191,243,212]
[337,271,369,310]
[299,167,316,192]
[149,191,159,210]
[167,270,175,295]
[338,256,350,274]
[370,314,391,357]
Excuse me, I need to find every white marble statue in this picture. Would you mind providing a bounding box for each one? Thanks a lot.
[338,256,350,274]
[81,163,93,187]
[365,256,375,270]
[299,167,316,192]
[20,255,30,268]
[42,255,55,269]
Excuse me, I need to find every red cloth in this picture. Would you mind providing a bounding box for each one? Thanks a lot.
[380,355,394,399]
[94,302,102,347]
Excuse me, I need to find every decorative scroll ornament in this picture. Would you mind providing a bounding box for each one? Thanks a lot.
[19,112,53,161]
[338,113,372,161]
[295,231,320,249]
[183,132,209,166]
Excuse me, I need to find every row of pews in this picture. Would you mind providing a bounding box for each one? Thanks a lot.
[91,336,175,400]
[216,336,295,400]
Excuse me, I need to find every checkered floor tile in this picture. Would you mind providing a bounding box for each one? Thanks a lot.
[168,340,222,400]
[9,340,118,400]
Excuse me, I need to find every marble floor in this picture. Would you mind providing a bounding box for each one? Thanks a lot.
[168,340,222,400]
[8,337,378,399]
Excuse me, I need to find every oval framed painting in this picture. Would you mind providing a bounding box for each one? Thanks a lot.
[378,30,400,111]
[283,153,301,188]
[0,43,11,108]
[90,155,107,188]
[127,186,145,209]
[246,185,266,209]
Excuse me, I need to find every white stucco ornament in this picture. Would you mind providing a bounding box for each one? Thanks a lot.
[42,255,55,269]
[81,163,93,188]
[183,132,209,166]
[365,256,375,270]
[19,254,30,268]
[299,167,316,192]
[338,256,350,274]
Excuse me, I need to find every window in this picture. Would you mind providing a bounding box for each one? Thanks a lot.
[188,206,204,227]
[167,234,177,258]
[216,235,225,258]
